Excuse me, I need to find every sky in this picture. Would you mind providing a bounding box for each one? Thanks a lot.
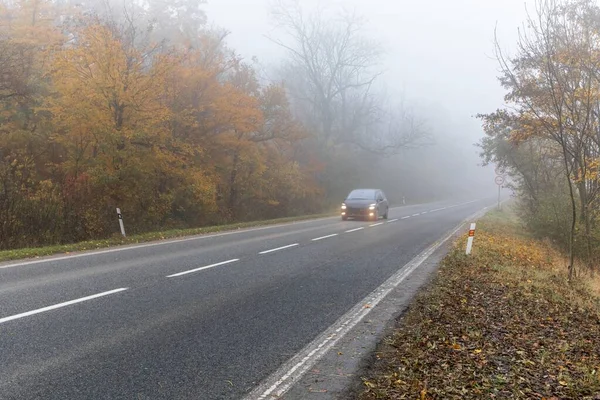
[202,0,529,196]
[204,0,526,115]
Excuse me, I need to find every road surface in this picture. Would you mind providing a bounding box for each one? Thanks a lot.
[0,198,492,400]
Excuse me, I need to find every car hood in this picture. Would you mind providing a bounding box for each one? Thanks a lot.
[344,199,376,208]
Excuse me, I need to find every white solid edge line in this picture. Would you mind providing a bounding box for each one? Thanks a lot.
[311,234,338,242]
[167,259,240,278]
[387,219,399,223]
[370,222,384,227]
[0,288,128,325]
[259,244,299,255]
[244,203,491,400]
[401,216,411,220]
[345,227,364,233]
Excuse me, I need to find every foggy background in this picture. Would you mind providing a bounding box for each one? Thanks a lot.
[0,0,531,248]
[205,0,526,202]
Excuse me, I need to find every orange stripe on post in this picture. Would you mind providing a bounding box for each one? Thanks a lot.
[468,229,475,237]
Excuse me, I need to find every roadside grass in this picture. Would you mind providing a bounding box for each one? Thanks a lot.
[358,206,600,400]
[0,212,335,263]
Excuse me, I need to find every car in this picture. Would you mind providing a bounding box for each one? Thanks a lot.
[341,189,389,221]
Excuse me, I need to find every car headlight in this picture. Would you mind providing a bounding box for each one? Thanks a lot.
[341,203,347,210]
[369,204,376,210]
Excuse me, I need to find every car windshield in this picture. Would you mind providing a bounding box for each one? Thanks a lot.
[347,190,376,200]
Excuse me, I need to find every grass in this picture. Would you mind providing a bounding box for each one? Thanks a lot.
[0,212,335,263]
[358,206,600,400]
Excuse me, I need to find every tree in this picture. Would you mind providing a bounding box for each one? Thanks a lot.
[481,0,600,278]
[270,0,427,154]
[0,0,65,248]
[48,19,221,235]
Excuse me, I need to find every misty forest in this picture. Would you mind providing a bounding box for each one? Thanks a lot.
[5,0,600,275]
[0,0,488,249]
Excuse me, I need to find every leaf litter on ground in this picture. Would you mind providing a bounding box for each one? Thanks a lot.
[358,209,600,400]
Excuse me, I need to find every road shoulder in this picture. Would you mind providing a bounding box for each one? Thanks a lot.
[279,225,463,399]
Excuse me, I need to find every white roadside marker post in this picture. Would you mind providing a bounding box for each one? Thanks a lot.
[465,223,476,255]
[116,208,126,237]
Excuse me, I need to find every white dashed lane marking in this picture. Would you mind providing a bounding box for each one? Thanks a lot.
[259,244,299,255]
[345,227,364,233]
[312,234,338,242]
[167,259,240,278]
[0,288,128,324]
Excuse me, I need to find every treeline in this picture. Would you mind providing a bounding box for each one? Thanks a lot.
[479,0,600,277]
[0,0,426,249]
[0,0,321,249]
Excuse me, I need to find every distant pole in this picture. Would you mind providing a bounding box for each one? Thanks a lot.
[116,208,126,237]
[498,185,501,210]
[466,223,476,255]
[494,173,505,210]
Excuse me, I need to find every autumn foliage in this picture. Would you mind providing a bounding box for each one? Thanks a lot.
[479,0,600,275]
[0,0,323,249]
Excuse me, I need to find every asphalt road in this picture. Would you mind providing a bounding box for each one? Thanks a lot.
[0,197,493,400]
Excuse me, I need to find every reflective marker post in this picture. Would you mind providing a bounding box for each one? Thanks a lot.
[116,208,126,237]
[465,223,476,255]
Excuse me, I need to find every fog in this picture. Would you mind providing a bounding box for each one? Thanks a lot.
[205,0,526,202]
[1,0,531,247]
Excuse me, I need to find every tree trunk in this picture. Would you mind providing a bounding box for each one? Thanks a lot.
[228,152,239,220]
[563,145,577,282]
[577,175,594,268]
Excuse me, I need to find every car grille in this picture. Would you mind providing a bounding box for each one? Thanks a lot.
[347,207,368,215]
